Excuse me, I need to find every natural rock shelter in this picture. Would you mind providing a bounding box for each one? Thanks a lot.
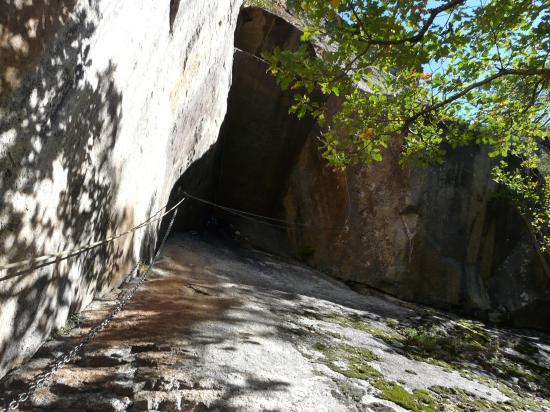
[1,1,548,411]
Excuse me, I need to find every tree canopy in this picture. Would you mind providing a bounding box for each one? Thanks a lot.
[262,0,549,251]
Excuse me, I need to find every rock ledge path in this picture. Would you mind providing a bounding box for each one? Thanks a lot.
[1,234,548,411]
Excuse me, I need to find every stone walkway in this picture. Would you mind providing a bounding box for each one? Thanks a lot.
[1,234,549,411]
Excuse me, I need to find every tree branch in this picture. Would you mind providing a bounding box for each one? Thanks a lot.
[406,67,550,127]
[366,0,467,46]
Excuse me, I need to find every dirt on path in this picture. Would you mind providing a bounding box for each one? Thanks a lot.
[1,234,549,411]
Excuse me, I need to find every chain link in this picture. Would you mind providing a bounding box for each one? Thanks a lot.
[1,206,180,412]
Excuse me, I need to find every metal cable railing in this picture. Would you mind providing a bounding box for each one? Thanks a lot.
[0,197,187,281]
[183,191,349,231]
[0,205,181,412]
[1,190,348,410]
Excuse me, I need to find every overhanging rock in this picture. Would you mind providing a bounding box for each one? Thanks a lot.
[217,6,550,332]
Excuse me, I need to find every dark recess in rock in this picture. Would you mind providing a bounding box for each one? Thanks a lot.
[164,7,549,332]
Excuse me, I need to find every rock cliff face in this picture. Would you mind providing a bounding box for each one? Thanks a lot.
[212,7,550,331]
[0,0,242,378]
[286,135,550,330]
[1,2,548,382]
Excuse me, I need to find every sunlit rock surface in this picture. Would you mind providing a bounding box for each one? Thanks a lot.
[1,234,548,411]
[1,1,548,392]
[0,0,242,378]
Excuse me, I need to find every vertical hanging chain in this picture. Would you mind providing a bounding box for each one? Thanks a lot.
[1,206,180,412]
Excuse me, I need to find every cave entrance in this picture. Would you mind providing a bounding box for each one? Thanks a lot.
[162,7,319,257]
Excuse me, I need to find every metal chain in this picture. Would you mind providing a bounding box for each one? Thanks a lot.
[1,206,180,412]
[183,191,349,231]
[1,196,187,278]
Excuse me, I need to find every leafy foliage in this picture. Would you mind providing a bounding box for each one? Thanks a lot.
[262,0,549,251]
[244,0,288,11]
